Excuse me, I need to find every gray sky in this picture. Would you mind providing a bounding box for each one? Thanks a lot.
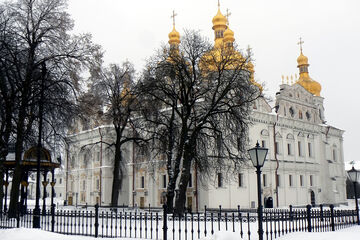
[67,0,360,168]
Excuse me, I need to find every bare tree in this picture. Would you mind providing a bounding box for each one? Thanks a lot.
[139,30,261,214]
[1,0,101,217]
[0,6,17,212]
[88,62,144,207]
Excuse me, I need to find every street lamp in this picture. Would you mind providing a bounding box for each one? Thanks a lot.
[347,166,360,225]
[248,142,268,240]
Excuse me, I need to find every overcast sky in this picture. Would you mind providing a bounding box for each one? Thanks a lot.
[66,0,360,168]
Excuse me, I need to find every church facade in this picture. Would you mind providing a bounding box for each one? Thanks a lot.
[63,4,346,210]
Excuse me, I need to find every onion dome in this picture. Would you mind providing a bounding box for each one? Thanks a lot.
[297,52,309,67]
[224,27,235,44]
[168,26,180,46]
[212,9,227,30]
[296,49,322,96]
[212,2,227,48]
[247,61,262,92]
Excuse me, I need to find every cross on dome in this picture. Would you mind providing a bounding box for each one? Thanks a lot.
[297,37,304,53]
[171,10,177,27]
[225,9,231,25]
[247,45,253,56]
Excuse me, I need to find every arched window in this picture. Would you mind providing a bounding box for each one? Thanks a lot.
[289,107,295,117]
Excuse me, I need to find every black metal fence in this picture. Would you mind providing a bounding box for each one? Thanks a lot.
[0,204,358,240]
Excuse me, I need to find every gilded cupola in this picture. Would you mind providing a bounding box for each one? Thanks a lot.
[212,1,227,48]
[168,10,180,49]
[223,9,235,47]
[296,38,321,96]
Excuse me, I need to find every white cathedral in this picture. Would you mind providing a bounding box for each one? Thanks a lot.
[61,5,346,211]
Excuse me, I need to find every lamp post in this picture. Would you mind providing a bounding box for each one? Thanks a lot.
[248,142,268,240]
[347,166,360,225]
[33,62,46,228]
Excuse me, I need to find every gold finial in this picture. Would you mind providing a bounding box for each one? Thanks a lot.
[218,0,220,9]
[225,9,231,25]
[281,75,284,84]
[171,10,177,27]
[297,37,304,54]
[286,76,289,84]
[290,75,294,84]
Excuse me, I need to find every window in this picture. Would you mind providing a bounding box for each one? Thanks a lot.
[310,175,313,187]
[96,151,100,162]
[299,110,303,119]
[276,174,281,187]
[188,174,192,188]
[216,134,222,153]
[238,173,244,187]
[308,142,313,157]
[59,178,62,184]
[298,141,303,156]
[263,174,267,187]
[81,192,85,202]
[217,173,223,188]
[306,111,311,120]
[96,179,100,190]
[275,142,281,154]
[300,175,304,187]
[261,140,266,148]
[289,175,293,187]
[287,143,292,155]
[289,107,295,117]
[162,175,167,188]
[333,149,337,161]
[82,180,86,191]
[141,176,145,188]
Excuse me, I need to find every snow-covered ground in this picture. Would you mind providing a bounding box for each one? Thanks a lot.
[1,226,360,240]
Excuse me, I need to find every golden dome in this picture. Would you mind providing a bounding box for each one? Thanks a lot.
[168,26,180,45]
[212,8,227,30]
[247,61,262,92]
[297,52,308,66]
[224,27,235,43]
[296,48,321,96]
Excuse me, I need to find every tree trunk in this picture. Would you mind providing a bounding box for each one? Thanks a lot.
[166,120,187,213]
[111,127,123,207]
[174,141,193,216]
[165,148,184,212]
[0,163,4,213]
[8,136,24,218]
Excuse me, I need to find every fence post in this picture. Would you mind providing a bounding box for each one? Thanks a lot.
[16,209,20,228]
[95,204,99,238]
[51,204,55,232]
[330,204,335,231]
[320,204,324,221]
[163,204,167,240]
[306,204,312,232]
[289,205,293,221]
